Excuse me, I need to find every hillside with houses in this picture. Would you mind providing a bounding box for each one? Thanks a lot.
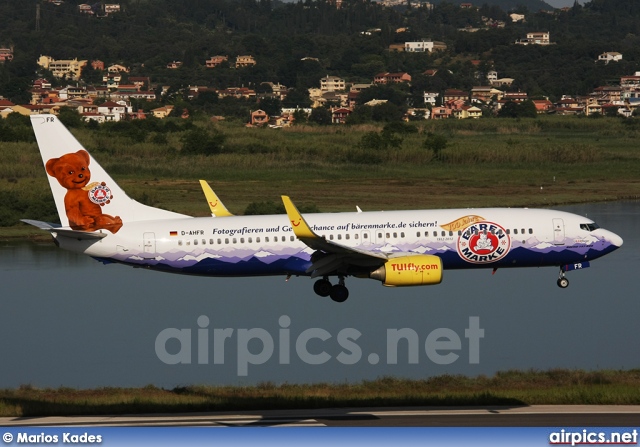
[0,0,639,125]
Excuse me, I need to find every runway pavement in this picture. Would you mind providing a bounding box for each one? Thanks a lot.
[1,405,639,427]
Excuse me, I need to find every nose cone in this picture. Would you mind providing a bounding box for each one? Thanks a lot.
[601,229,623,248]
[610,231,623,248]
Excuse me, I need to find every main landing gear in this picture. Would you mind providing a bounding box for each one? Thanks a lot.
[313,276,349,303]
[557,269,569,289]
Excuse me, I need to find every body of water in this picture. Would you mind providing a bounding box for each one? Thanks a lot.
[0,201,637,389]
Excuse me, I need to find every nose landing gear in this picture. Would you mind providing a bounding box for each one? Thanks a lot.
[557,269,569,288]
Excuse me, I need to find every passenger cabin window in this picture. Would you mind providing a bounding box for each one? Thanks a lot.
[528,229,533,234]
[514,229,518,235]
[290,236,294,241]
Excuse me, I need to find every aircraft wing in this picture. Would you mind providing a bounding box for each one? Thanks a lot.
[21,219,107,240]
[281,196,387,277]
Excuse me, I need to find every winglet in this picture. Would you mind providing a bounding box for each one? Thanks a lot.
[281,196,317,239]
[199,180,233,217]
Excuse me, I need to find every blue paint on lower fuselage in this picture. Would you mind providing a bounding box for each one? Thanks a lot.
[102,243,617,278]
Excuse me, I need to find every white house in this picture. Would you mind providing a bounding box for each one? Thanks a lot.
[405,40,434,53]
[320,75,345,92]
[97,100,129,121]
[515,32,551,45]
[597,52,622,64]
[423,91,439,105]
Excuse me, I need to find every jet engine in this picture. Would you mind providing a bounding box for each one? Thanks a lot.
[370,255,443,286]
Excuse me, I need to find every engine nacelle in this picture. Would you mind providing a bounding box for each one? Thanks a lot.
[370,255,443,287]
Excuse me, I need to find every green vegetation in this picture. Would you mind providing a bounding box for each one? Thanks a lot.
[2,115,640,236]
[1,0,640,109]
[1,369,639,417]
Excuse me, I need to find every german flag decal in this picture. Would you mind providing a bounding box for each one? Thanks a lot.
[170,231,178,236]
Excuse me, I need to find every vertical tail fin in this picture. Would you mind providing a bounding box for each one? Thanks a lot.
[31,115,187,232]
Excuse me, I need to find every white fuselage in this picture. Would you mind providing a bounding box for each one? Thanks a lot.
[54,207,622,278]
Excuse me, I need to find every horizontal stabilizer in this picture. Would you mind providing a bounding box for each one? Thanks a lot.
[21,219,107,240]
[20,219,61,230]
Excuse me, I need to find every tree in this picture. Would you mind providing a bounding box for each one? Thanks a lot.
[308,107,332,125]
[282,88,311,108]
[258,97,282,117]
[370,102,405,122]
[498,100,538,119]
[57,107,84,128]
[292,109,308,125]
[423,132,447,160]
[180,127,226,155]
[359,128,403,151]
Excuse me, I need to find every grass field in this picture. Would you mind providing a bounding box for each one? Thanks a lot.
[1,369,639,417]
[2,115,640,237]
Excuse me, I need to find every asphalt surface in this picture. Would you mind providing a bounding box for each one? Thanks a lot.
[1,406,639,427]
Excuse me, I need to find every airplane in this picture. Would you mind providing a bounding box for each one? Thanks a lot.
[23,115,623,302]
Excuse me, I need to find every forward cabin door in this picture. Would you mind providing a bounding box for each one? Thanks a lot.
[552,219,565,245]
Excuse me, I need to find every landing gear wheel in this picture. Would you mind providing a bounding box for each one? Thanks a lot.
[330,284,349,303]
[313,279,332,297]
[557,277,569,288]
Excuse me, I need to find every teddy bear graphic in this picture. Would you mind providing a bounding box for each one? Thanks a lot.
[473,231,494,252]
[46,150,123,233]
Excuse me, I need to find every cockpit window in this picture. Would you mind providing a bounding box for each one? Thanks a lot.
[580,223,600,231]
